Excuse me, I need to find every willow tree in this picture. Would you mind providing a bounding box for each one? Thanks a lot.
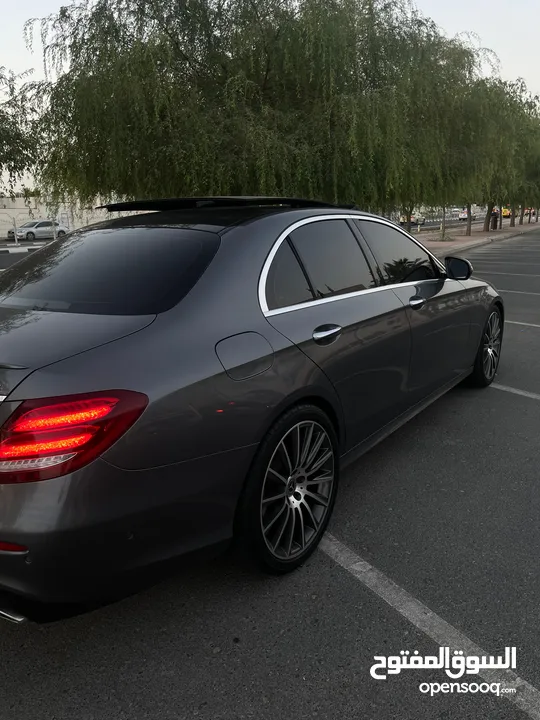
[24,0,540,209]
[27,0,380,204]
[0,68,34,194]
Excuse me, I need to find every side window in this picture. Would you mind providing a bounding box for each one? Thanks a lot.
[289,219,377,299]
[37,221,52,228]
[355,220,438,285]
[265,240,314,311]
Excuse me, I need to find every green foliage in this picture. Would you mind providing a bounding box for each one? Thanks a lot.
[20,0,540,210]
[0,68,35,194]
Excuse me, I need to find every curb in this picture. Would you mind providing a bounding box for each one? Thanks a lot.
[0,247,40,255]
[427,226,539,258]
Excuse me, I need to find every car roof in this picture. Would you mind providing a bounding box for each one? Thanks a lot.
[93,197,384,234]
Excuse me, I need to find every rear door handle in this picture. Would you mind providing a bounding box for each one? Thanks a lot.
[312,324,342,344]
[409,296,426,310]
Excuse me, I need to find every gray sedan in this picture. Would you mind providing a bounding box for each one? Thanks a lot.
[8,219,69,242]
[0,196,503,621]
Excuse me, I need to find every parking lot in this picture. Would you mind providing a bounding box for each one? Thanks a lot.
[2,231,540,719]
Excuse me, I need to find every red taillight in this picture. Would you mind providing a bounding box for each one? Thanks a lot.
[0,541,28,553]
[0,390,148,484]
[12,398,118,432]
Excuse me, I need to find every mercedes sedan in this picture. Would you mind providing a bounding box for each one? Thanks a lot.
[0,196,503,619]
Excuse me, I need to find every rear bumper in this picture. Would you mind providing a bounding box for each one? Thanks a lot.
[0,445,256,604]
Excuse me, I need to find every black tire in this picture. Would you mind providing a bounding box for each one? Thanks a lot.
[237,404,339,574]
[26,232,35,241]
[466,305,503,387]
[57,230,66,237]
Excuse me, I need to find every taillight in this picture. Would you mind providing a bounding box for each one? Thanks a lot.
[0,390,148,484]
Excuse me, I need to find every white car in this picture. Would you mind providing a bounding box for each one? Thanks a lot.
[458,209,477,221]
[399,213,426,226]
[9,220,69,242]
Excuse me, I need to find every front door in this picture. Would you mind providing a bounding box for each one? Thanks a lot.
[355,219,471,402]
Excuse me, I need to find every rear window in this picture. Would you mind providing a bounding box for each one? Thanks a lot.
[0,226,220,315]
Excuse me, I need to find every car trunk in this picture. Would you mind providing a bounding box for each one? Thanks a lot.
[0,306,154,397]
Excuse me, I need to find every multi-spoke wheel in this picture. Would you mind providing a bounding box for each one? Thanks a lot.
[238,405,339,573]
[467,305,503,387]
[482,310,502,381]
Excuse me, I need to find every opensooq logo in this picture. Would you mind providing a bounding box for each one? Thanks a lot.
[370,647,517,681]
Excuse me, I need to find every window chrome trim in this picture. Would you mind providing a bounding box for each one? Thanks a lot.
[264,279,436,317]
[0,396,6,403]
[258,213,446,316]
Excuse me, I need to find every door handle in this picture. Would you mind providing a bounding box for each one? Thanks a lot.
[409,296,426,310]
[312,324,342,344]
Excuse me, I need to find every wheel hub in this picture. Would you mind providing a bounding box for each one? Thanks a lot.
[286,477,297,496]
[286,472,307,505]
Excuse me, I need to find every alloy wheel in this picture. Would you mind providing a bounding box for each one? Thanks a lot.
[260,421,335,560]
[483,311,502,381]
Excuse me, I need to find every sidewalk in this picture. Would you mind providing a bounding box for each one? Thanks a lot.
[416,219,540,257]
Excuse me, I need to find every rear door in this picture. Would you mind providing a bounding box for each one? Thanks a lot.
[35,221,53,239]
[262,216,412,450]
[355,219,472,401]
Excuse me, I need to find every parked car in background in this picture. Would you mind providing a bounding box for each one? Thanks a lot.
[0,195,504,619]
[8,220,68,242]
[502,207,512,218]
[399,212,426,226]
[458,208,477,221]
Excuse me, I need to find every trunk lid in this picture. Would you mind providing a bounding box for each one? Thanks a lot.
[0,306,154,396]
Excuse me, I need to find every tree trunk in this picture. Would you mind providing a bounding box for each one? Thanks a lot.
[441,204,446,239]
[529,208,532,224]
[483,202,494,232]
[519,204,526,225]
[405,205,413,234]
[498,201,503,229]
[536,208,539,223]
[510,203,516,227]
[465,202,472,236]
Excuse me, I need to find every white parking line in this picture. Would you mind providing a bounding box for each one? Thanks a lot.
[472,262,540,267]
[479,272,540,277]
[506,320,540,329]
[491,383,540,401]
[498,289,540,296]
[321,533,540,718]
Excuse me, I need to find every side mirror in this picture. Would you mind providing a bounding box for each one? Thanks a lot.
[445,256,473,280]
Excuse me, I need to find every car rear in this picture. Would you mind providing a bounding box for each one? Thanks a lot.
[0,220,222,609]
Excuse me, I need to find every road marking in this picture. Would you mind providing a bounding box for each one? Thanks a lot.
[491,383,540,401]
[471,261,540,266]
[321,533,540,718]
[506,320,540,329]
[478,271,540,277]
[498,289,540,297]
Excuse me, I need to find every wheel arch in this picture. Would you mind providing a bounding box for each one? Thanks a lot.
[493,297,505,324]
[232,388,345,535]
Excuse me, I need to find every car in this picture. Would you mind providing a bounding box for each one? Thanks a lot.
[399,213,426,226]
[502,208,512,218]
[458,209,477,221]
[8,220,68,242]
[0,196,504,619]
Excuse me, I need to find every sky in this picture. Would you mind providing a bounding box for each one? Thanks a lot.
[1,0,539,94]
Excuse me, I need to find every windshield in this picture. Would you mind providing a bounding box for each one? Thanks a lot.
[19,221,38,228]
[0,225,220,315]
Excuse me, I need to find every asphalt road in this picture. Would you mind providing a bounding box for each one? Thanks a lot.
[2,232,540,720]
[0,246,41,270]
